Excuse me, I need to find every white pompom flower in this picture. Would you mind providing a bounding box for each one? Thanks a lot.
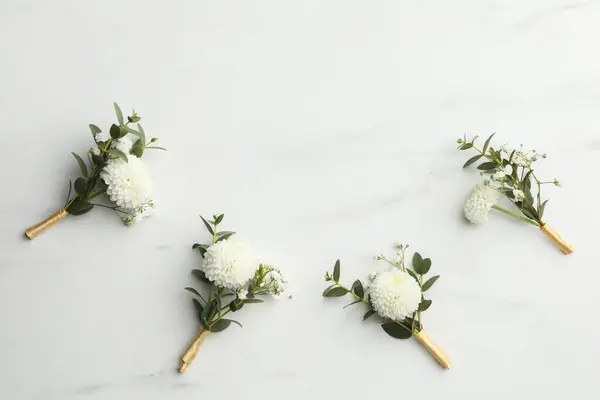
[369,269,422,321]
[202,241,260,290]
[463,183,499,225]
[100,156,153,210]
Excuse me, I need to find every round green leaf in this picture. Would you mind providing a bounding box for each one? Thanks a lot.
[323,287,348,297]
[209,319,232,333]
[74,177,88,195]
[333,259,341,281]
[66,199,94,215]
[381,322,413,339]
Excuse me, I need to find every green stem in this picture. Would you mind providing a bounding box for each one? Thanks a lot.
[472,145,498,164]
[85,189,106,201]
[491,205,540,227]
[418,275,423,324]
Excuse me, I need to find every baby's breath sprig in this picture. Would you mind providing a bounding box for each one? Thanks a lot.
[323,243,450,369]
[179,214,286,373]
[24,103,165,239]
[457,133,572,254]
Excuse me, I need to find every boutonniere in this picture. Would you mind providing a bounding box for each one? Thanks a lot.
[322,243,450,369]
[457,134,572,254]
[25,103,164,239]
[178,214,286,373]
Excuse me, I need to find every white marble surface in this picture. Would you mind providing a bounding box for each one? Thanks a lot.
[1,1,599,399]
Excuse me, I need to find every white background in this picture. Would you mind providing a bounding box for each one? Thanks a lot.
[1,1,598,399]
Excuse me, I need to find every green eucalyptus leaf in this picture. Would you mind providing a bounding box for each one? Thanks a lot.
[539,199,549,219]
[123,125,143,138]
[89,124,102,141]
[421,275,440,292]
[185,287,203,298]
[324,287,348,297]
[209,319,231,333]
[216,232,236,242]
[92,154,105,168]
[459,143,473,150]
[192,298,204,319]
[419,258,432,275]
[136,124,146,144]
[200,216,214,235]
[243,298,264,304]
[412,252,423,272]
[322,284,336,296]
[228,319,243,328]
[342,299,362,309]
[463,155,482,168]
[477,162,497,171]
[482,133,495,153]
[113,103,124,125]
[107,148,128,163]
[333,259,341,281]
[351,280,364,298]
[192,269,210,284]
[381,322,412,339]
[214,214,224,224]
[71,152,88,176]
[74,177,88,195]
[110,123,121,139]
[419,298,432,312]
[66,199,94,215]
[406,269,420,283]
[521,207,536,220]
[363,309,376,321]
[131,140,144,158]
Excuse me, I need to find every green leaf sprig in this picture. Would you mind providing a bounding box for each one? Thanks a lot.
[64,103,165,219]
[458,134,573,254]
[323,243,440,340]
[457,133,560,227]
[186,214,284,334]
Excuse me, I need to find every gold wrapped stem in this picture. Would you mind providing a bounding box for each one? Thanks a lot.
[414,330,451,369]
[178,328,208,373]
[25,208,68,240]
[540,224,573,255]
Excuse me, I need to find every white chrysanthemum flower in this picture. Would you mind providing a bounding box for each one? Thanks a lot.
[464,183,500,225]
[238,288,248,300]
[202,241,259,290]
[369,269,422,321]
[111,136,135,154]
[100,156,153,209]
[95,131,111,142]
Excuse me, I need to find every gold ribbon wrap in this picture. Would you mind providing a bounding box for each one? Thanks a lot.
[178,329,208,373]
[414,330,451,369]
[25,209,68,240]
[540,224,573,255]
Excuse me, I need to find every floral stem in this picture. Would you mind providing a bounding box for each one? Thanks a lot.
[491,205,540,227]
[85,188,106,201]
